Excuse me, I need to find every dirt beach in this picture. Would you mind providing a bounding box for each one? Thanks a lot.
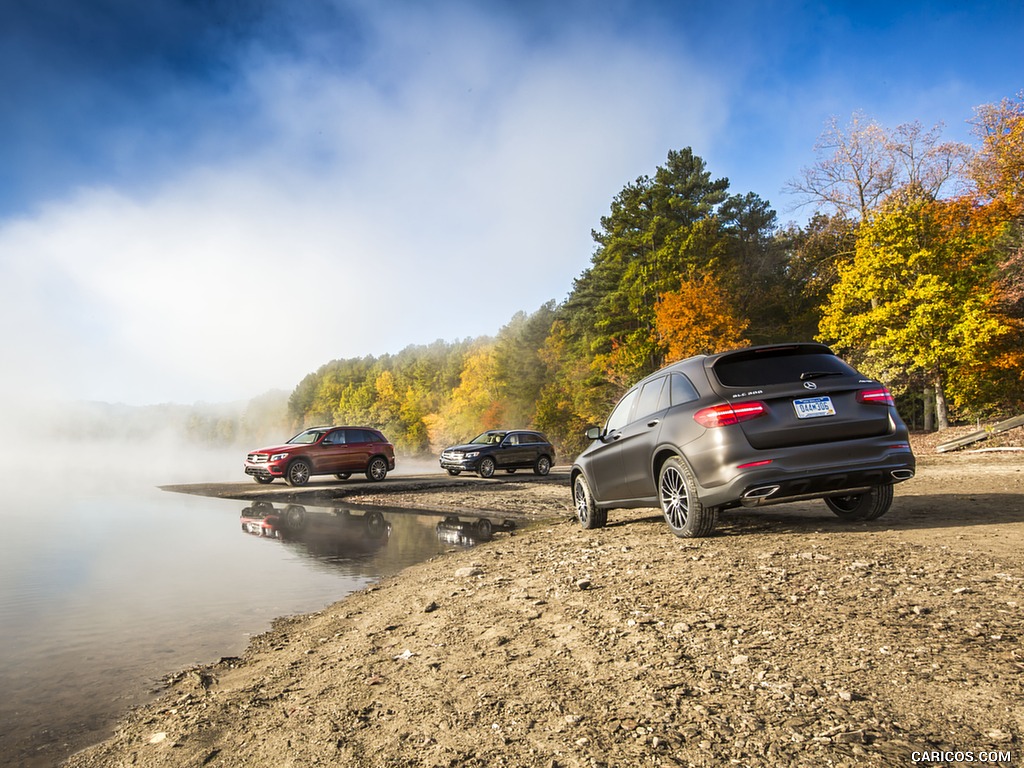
[64,432,1024,767]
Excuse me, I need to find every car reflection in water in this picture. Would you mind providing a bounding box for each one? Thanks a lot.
[435,515,516,547]
[240,502,392,560]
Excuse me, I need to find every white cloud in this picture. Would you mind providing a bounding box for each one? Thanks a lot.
[0,8,723,406]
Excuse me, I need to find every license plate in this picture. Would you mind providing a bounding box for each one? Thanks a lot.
[793,396,836,419]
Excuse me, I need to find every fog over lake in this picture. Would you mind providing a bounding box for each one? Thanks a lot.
[0,432,469,767]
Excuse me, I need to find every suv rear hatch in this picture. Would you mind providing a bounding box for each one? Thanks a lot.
[706,344,893,450]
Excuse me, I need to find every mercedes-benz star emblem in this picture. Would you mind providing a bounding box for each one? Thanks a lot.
[803,381,817,390]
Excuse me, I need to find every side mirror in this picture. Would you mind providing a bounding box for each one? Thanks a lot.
[585,426,603,441]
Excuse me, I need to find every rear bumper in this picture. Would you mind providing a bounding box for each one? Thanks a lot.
[699,450,916,509]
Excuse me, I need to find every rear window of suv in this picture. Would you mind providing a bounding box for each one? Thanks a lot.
[714,351,858,387]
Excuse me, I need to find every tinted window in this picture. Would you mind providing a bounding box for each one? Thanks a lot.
[634,377,667,420]
[670,373,699,405]
[605,389,638,433]
[714,351,857,387]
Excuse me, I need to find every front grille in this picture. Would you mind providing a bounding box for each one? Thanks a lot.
[441,451,462,462]
[247,454,268,463]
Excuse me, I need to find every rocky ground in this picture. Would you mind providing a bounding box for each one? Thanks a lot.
[65,431,1024,767]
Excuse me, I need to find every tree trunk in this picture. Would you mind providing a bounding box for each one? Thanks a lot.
[923,386,934,432]
[934,377,949,431]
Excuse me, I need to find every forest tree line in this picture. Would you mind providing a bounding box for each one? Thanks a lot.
[287,94,1024,458]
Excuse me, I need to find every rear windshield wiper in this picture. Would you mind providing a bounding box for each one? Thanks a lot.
[800,371,845,381]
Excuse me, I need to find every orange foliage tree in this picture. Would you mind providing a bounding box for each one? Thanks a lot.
[653,275,750,362]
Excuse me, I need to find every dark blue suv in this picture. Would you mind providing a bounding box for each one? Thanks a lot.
[440,430,555,478]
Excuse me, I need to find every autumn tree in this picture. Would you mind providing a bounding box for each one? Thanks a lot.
[653,275,750,362]
[970,92,1024,210]
[818,187,1016,428]
[970,92,1024,318]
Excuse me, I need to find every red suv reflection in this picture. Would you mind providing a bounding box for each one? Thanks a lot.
[244,426,396,486]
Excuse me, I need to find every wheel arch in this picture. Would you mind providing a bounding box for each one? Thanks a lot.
[652,446,685,486]
[570,465,600,502]
[287,454,311,471]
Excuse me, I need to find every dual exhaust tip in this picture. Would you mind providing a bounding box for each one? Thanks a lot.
[741,469,916,506]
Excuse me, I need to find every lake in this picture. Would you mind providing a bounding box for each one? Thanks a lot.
[0,442,491,768]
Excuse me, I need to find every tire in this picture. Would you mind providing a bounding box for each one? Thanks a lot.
[572,474,607,529]
[253,475,274,485]
[478,457,496,478]
[366,457,389,481]
[474,518,493,537]
[534,455,552,476]
[825,485,894,521]
[658,456,718,538]
[335,473,351,481]
[366,511,387,538]
[446,468,462,476]
[286,460,311,487]
[283,505,306,530]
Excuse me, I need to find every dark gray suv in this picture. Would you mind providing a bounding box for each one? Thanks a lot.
[570,343,916,538]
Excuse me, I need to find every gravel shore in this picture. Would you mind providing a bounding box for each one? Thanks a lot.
[65,436,1023,767]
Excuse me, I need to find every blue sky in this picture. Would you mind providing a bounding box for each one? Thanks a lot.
[0,0,1021,407]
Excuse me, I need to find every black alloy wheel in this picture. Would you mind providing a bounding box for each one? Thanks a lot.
[658,457,718,538]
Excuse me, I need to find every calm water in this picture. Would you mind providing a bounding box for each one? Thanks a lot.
[0,443,494,768]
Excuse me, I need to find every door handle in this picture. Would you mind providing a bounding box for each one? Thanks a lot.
[647,419,660,428]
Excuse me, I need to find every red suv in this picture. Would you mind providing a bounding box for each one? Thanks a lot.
[244,426,396,486]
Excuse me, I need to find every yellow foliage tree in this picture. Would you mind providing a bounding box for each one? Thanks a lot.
[435,343,505,445]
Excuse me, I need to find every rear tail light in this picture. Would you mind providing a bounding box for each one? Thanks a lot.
[857,388,895,406]
[693,401,768,428]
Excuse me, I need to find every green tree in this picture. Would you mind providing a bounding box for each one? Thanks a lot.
[493,302,557,427]
[563,148,733,389]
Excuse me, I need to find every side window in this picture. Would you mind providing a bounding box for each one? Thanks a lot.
[350,430,371,444]
[634,377,667,421]
[325,430,346,445]
[506,434,519,446]
[670,373,699,406]
[605,389,639,433]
